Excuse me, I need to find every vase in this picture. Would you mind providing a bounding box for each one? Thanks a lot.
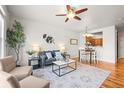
[28,55,33,59]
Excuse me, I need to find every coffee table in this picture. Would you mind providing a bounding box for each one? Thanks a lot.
[52,59,77,77]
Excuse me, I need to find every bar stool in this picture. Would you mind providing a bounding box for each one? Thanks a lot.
[83,50,97,65]
[80,50,89,63]
[91,50,97,64]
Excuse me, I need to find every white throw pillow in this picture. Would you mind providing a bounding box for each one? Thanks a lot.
[55,52,63,60]
[46,52,52,59]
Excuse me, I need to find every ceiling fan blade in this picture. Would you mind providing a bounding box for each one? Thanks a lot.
[75,8,88,14]
[65,18,69,22]
[74,16,81,20]
[66,5,71,11]
[56,14,66,16]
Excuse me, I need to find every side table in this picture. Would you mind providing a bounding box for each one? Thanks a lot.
[28,57,42,69]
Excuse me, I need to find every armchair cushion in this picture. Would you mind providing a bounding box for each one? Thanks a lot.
[10,66,32,81]
[0,56,33,81]
[0,56,16,72]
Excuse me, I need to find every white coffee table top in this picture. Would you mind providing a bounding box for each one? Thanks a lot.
[53,59,75,66]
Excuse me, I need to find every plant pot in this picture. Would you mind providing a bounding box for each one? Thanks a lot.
[28,55,33,59]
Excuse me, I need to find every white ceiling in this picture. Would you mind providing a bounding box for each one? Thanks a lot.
[7,5,124,32]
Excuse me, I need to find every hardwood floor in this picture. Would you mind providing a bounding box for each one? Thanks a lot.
[100,58,124,88]
[76,58,124,88]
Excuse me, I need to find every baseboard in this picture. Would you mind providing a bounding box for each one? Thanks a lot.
[73,57,117,64]
[70,57,79,61]
[97,60,116,65]
[118,57,124,59]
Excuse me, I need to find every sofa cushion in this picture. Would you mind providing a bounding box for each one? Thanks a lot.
[0,71,20,88]
[10,66,32,81]
[0,56,16,72]
[45,58,56,65]
[46,52,53,59]
[20,76,50,88]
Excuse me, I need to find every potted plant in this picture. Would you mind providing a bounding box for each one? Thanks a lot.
[26,49,36,58]
[6,20,26,65]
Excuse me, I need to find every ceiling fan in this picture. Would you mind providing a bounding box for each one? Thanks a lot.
[56,5,88,22]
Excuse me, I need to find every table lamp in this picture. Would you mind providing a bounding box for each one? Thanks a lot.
[32,44,41,56]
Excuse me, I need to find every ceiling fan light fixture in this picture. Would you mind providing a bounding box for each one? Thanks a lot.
[67,10,75,19]
[56,5,88,22]
[67,13,75,19]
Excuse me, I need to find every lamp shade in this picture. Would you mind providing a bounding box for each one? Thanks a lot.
[58,44,66,53]
[60,46,65,53]
[32,44,41,52]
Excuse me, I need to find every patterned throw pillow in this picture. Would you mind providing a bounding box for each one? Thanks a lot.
[46,52,53,59]
[55,52,64,61]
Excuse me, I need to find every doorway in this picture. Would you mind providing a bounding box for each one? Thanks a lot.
[117,28,124,62]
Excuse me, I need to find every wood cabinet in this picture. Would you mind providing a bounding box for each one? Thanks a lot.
[94,38,102,46]
[86,36,102,46]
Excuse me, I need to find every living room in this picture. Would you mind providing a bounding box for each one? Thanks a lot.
[0,4,124,89]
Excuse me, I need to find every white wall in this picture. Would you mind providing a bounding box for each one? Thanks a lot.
[102,26,117,63]
[79,26,117,63]
[8,16,80,65]
[118,27,124,58]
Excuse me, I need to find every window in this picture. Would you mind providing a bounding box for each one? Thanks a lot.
[0,7,5,58]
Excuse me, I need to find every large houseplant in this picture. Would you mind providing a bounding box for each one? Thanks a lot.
[6,20,26,65]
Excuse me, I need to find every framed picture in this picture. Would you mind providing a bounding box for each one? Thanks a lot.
[70,39,78,45]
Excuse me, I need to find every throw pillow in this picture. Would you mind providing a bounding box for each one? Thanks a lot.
[46,52,53,59]
[55,52,64,61]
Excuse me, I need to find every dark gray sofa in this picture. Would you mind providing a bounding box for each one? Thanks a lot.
[39,50,65,66]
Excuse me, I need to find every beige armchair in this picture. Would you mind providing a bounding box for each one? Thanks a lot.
[0,56,32,81]
[0,71,50,88]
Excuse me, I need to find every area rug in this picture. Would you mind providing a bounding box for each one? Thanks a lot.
[33,64,110,88]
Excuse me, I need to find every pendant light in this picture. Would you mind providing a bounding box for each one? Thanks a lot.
[83,26,93,37]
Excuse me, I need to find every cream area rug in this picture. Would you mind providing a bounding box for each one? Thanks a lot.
[33,64,110,88]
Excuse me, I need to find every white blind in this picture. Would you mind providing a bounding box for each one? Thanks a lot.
[0,16,2,38]
[0,9,4,58]
[0,15,2,58]
[0,38,1,57]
